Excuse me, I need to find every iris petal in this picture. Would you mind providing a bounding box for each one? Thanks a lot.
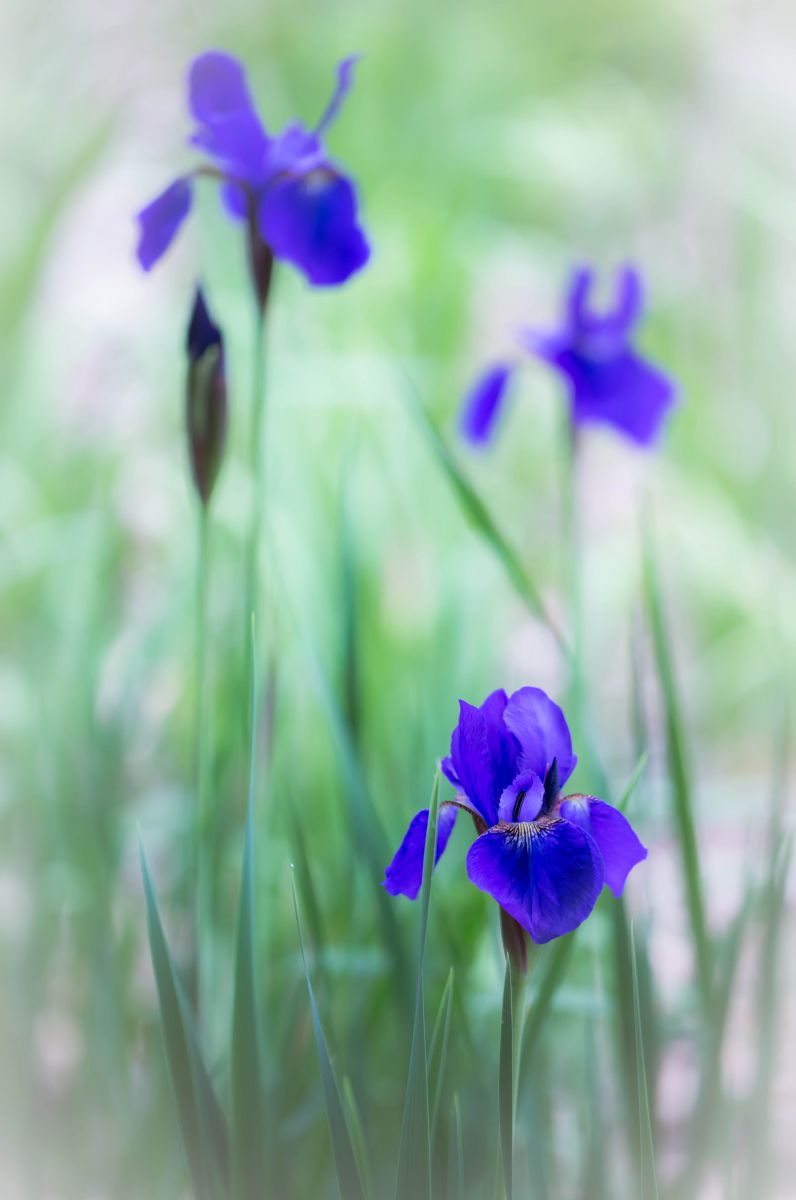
[383,806,458,900]
[136,177,193,271]
[466,818,604,943]
[459,364,514,446]
[479,689,520,795]
[188,51,269,177]
[560,349,676,446]
[449,701,499,826]
[316,54,361,134]
[559,795,647,897]
[498,772,544,824]
[259,169,369,287]
[503,687,577,789]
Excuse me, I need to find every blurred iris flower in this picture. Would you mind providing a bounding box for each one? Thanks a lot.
[136,51,370,288]
[383,687,647,943]
[461,265,676,448]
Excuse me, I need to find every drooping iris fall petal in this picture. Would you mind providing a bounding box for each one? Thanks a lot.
[382,806,458,900]
[559,795,647,897]
[466,817,604,943]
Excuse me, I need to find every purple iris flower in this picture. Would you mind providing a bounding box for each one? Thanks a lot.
[383,687,647,944]
[136,51,370,288]
[461,265,676,448]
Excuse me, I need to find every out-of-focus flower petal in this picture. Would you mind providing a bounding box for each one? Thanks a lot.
[559,795,647,897]
[259,168,369,287]
[316,54,361,134]
[449,701,500,826]
[503,687,577,789]
[459,364,514,447]
[466,817,604,943]
[188,50,269,177]
[383,806,458,900]
[498,772,544,824]
[136,177,193,271]
[552,348,676,446]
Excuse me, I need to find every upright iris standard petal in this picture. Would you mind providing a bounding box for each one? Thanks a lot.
[259,169,370,287]
[187,51,269,175]
[382,806,458,900]
[479,689,519,794]
[136,178,193,270]
[497,772,544,824]
[466,817,604,943]
[559,795,647,897]
[316,54,361,134]
[459,365,514,446]
[503,687,577,788]
[449,701,500,825]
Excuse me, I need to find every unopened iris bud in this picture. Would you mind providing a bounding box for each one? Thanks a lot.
[186,287,227,506]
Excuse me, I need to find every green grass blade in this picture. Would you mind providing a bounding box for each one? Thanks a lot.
[643,527,712,1011]
[448,1094,464,1200]
[499,958,515,1200]
[519,933,575,1073]
[429,967,455,1149]
[293,875,367,1200]
[401,373,568,653]
[617,752,649,814]
[631,923,660,1200]
[139,840,228,1200]
[342,1076,373,1200]
[230,801,266,1200]
[230,622,267,1200]
[680,881,754,1197]
[395,771,441,1200]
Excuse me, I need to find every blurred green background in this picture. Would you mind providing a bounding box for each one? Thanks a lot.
[2,0,795,1196]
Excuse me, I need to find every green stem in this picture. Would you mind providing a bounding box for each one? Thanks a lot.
[194,502,212,1029]
[562,418,585,736]
[499,954,530,1200]
[244,301,267,688]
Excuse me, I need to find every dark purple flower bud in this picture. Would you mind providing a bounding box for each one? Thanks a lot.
[383,686,648,945]
[186,287,227,506]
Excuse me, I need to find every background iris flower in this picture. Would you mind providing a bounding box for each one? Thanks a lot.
[384,686,647,943]
[461,265,676,448]
[136,51,370,287]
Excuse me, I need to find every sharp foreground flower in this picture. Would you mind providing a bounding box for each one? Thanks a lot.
[383,687,647,943]
[461,265,676,448]
[136,51,370,288]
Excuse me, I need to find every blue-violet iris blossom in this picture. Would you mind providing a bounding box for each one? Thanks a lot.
[461,265,675,448]
[383,687,647,943]
[136,52,370,288]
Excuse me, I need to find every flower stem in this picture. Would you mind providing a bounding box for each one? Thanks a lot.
[193,501,212,1029]
[499,952,530,1200]
[244,300,267,673]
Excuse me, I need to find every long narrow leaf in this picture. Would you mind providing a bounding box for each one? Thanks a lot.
[230,623,267,1200]
[631,923,659,1200]
[395,771,441,1200]
[139,841,228,1200]
[428,967,455,1149]
[643,527,712,1010]
[448,1094,464,1200]
[401,373,568,652]
[293,875,367,1200]
[499,959,515,1200]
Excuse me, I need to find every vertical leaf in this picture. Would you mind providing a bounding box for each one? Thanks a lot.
[395,771,441,1200]
[292,876,367,1200]
[643,528,712,1011]
[448,1094,464,1200]
[231,622,266,1200]
[631,923,659,1200]
[401,373,568,652]
[139,841,228,1200]
[428,967,455,1149]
